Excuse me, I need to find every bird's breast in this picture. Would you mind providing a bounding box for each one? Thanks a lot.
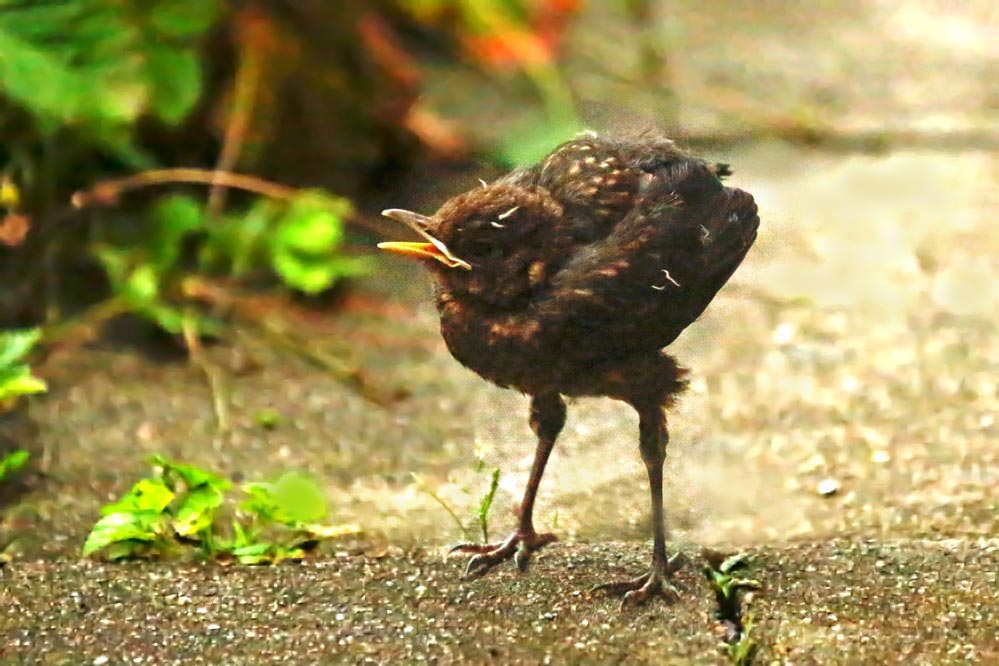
[436,296,555,394]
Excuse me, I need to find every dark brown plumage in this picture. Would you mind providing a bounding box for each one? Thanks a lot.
[379,133,759,607]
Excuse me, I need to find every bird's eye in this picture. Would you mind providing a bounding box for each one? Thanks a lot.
[464,240,500,260]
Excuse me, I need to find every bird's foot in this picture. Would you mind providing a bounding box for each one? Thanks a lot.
[449,531,557,578]
[592,554,682,609]
[592,571,678,608]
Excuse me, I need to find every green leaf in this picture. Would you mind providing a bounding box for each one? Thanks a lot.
[231,542,305,565]
[100,478,175,516]
[93,248,167,312]
[0,29,93,129]
[0,365,47,401]
[0,328,42,367]
[274,191,353,253]
[0,449,29,481]
[173,485,225,537]
[266,192,364,292]
[149,194,205,269]
[103,540,153,561]
[270,252,341,294]
[151,456,230,493]
[270,545,305,563]
[145,48,202,124]
[274,208,343,255]
[729,577,762,592]
[241,472,328,526]
[147,1,222,37]
[0,1,221,160]
[253,409,282,429]
[82,510,169,557]
[127,263,161,304]
[230,519,252,550]
[92,246,130,290]
[200,200,275,277]
[232,541,274,565]
[273,472,328,524]
[271,251,373,294]
[719,553,752,574]
[240,484,281,523]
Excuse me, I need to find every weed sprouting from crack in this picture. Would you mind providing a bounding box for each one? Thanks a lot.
[475,467,501,544]
[704,550,762,665]
[414,465,503,545]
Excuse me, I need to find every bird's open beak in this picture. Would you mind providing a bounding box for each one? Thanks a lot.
[377,209,471,270]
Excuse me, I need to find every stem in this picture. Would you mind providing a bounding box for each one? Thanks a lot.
[206,8,262,218]
[181,311,231,434]
[38,297,130,352]
[182,276,402,407]
[71,169,298,210]
[415,475,473,540]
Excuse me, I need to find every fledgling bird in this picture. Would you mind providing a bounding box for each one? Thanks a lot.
[379,134,759,607]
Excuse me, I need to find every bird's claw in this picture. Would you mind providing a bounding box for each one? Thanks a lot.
[447,542,493,556]
[592,565,680,610]
[449,531,557,578]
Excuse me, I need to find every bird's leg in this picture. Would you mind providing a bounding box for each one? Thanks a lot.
[451,393,565,578]
[593,403,679,608]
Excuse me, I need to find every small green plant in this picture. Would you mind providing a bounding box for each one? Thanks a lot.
[0,328,47,410]
[705,553,761,612]
[413,473,474,541]
[475,467,501,543]
[415,464,503,543]
[231,471,338,564]
[726,615,759,666]
[0,450,29,484]
[704,552,762,666]
[83,456,360,563]
[82,456,230,560]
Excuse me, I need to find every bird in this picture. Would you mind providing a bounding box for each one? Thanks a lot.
[378,133,759,607]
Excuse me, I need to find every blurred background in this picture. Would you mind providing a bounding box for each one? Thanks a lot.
[0,0,996,558]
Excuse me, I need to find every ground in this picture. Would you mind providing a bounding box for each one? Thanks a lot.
[3,541,998,664]
[3,1,999,663]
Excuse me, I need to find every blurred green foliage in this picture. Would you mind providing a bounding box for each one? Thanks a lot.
[0,328,46,409]
[94,189,371,336]
[0,0,379,338]
[202,191,374,294]
[0,0,587,334]
[0,0,220,164]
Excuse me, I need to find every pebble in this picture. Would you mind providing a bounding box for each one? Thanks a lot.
[817,478,840,496]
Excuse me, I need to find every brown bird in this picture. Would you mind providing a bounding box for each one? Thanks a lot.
[379,133,759,606]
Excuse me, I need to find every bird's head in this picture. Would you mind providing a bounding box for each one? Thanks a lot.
[378,183,566,307]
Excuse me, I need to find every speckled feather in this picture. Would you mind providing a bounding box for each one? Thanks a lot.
[420,135,759,403]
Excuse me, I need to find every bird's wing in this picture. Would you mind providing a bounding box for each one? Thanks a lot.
[530,157,759,357]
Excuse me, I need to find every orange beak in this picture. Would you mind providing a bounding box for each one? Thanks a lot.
[377,209,471,270]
